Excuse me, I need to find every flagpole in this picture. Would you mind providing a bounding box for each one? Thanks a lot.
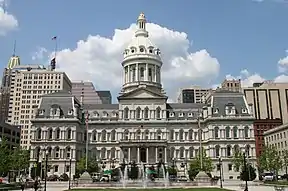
[85,111,89,171]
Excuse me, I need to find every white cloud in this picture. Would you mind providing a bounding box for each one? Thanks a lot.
[32,47,48,61]
[0,0,18,36]
[278,54,288,73]
[50,22,220,101]
[226,69,288,87]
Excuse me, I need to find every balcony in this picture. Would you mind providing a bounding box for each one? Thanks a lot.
[119,138,167,147]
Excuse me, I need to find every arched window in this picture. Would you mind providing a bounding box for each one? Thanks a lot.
[54,147,60,158]
[55,128,60,140]
[180,147,185,158]
[170,129,174,140]
[136,130,141,140]
[179,129,184,140]
[111,130,116,141]
[170,147,175,159]
[47,128,52,140]
[157,130,162,140]
[65,147,71,158]
[111,148,116,159]
[140,67,144,78]
[67,128,72,140]
[245,145,250,157]
[227,145,232,157]
[92,131,97,141]
[124,130,129,140]
[36,128,41,140]
[101,147,106,159]
[124,107,129,119]
[188,129,193,141]
[101,130,106,141]
[144,107,149,119]
[144,130,149,140]
[136,107,141,119]
[214,127,219,139]
[34,147,41,159]
[244,126,249,138]
[233,126,238,138]
[156,107,161,119]
[215,145,220,157]
[225,126,230,138]
[189,147,194,158]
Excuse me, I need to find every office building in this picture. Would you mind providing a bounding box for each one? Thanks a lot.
[243,81,288,157]
[0,122,21,149]
[221,79,241,92]
[177,86,211,103]
[4,64,72,149]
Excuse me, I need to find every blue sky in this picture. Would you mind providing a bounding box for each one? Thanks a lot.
[1,0,288,101]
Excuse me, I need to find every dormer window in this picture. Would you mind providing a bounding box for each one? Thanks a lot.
[103,111,108,117]
[93,111,99,117]
[169,112,175,117]
[214,108,219,114]
[149,49,153,53]
[179,112,184,117]
[242,108,247,113]
[130,47,136,53]
[112,112,118,118]
[188,113,193,117]
[68,109,73,115]
[39,109,44,115]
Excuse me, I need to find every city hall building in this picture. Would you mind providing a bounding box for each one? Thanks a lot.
[29,13,256,180]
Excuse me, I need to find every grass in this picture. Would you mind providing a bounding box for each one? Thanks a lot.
[69,188,231,191]
[264,180,288,186]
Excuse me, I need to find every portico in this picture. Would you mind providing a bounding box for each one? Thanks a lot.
[120,139,167,164]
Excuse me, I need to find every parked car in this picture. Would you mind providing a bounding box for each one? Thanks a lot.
[262,172,274,181]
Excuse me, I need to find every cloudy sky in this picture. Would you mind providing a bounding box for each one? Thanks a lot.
[1,0,288,102]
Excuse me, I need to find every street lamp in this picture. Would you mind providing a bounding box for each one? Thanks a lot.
[110,159,115,169]
[44,150,48,191]
[68,157,72,190]
[218,157,223,188]
[101,161,106,171]
[243,152,248,191]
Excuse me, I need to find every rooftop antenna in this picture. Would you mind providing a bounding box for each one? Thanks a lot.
[12,40,16,56]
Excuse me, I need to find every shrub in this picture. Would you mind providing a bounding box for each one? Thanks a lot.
[47,174,59,181]
[59,173,69,181]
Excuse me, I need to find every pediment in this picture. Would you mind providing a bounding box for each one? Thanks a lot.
[118,87,167,100]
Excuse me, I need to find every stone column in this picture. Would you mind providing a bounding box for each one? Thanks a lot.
[164,147,167,163]
[137,147,140,163]
[146,147,149,163]
[155,147,158,163]
[145,64,148,81]
[128,65,130,82]
[128,148,131,163]
[136,63,139,81]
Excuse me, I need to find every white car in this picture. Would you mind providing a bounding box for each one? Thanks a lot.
[262,172,274,181]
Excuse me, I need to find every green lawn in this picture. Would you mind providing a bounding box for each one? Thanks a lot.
[70,188,231,191]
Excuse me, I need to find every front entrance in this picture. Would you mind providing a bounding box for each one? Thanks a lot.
[140,148,146,162]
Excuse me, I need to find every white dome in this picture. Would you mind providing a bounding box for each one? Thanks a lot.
[122,13,161,60]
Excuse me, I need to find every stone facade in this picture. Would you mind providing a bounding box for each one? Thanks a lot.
[29,13,257,180]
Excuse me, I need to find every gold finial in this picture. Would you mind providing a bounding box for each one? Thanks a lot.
[138,12,145,20]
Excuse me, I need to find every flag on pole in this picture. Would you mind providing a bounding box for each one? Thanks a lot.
[52,36,57,40]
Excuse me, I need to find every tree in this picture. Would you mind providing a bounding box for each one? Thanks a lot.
[240,164,257,181]
[282,150,288,176]
[75,157,99,177]
[259,145,282,175]
[188,148,214,179]
[232,149,244,172]
[10,147,30,172]
[0,139,11,176]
